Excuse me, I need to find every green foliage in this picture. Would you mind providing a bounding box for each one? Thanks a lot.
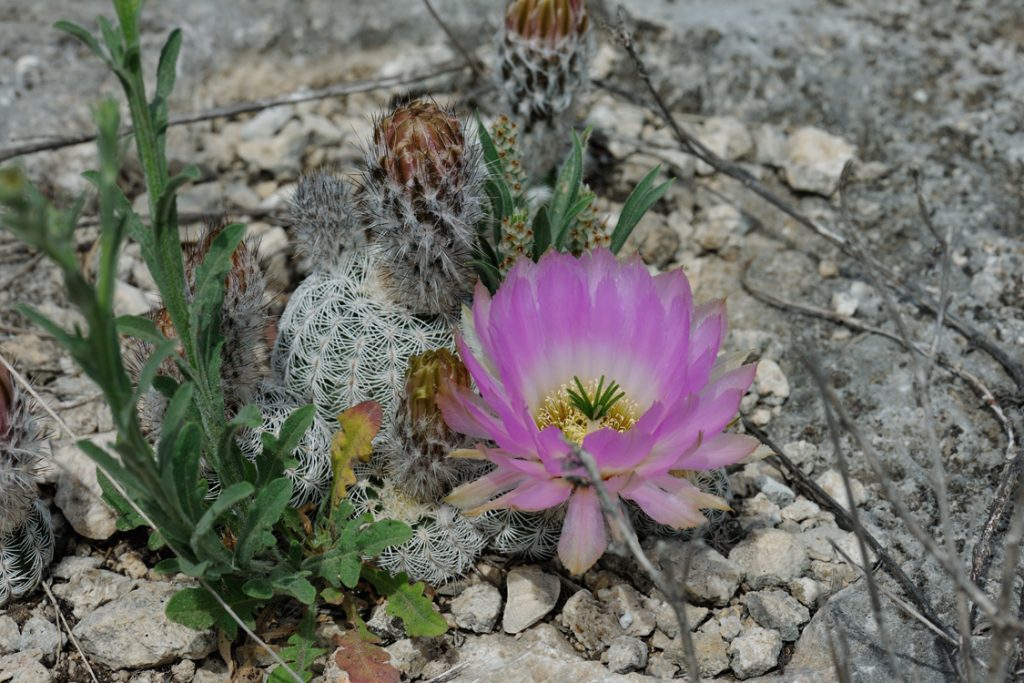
[268,611,327,682]
[0,3,443,680]
[363,567,448,637]
[475,113,674,288]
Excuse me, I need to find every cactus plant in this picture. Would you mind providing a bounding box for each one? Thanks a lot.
[346,456,488,584]
[496,0,593,175]
[359,99,486,319]
[291,169,366,270]
[382,350,484,501]
[0,367,53,607]
[272,247,454,433]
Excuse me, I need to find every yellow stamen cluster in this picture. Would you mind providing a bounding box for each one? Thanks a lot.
[535,378,638,444]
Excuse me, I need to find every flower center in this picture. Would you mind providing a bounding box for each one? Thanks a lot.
[535,376,639,444]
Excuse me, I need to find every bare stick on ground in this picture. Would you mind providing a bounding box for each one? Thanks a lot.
[566,443,702,682]
[805,349,903,679]
[743,419,955,645]
[421,0,488,82]
[0,64,467,163]
[836,162,976,681]
[42,580,100,683]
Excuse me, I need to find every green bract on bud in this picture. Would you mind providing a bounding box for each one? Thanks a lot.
[360,100,486,318]
[506,0,589,45]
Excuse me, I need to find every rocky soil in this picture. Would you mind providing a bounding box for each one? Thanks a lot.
[1,0,1022,681]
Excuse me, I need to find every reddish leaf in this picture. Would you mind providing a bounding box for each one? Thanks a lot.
[330,631,400,683]
[330,400,383,508]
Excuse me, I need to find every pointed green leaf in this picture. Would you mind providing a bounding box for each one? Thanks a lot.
[190,482,254,552]
[385,580,447,637]
[242,578,274,601]
[54,21,105,61]
[235,477,292,567]
[611,166,673,254]
[357,520,412,557]
[155,29,182,100]
[165,586,218,630]
[116,314,164,343]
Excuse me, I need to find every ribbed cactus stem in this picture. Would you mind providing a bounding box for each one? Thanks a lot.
[291,170,365,268]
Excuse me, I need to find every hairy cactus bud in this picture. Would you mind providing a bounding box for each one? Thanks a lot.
[384,350,483,501]
[0,366,53,607]
[360,99,485,318]
[376,102,465,195]
[498,0,592,128]
[291,170,365,269]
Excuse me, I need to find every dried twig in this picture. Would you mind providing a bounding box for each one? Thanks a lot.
[423,663,469,683]
[837,162,975,681]
[42,580,100,683]
[604,7,1024,395]
[743,419,954,644]
[421,0,487,82]
[76,207,288,229]
[809,348,903,680]
[0,353,305,683]
[0,64,467,162]
[826,616,855,683]
[829,542,965,652]
[566,443,702,682]
[985,456,1024,682]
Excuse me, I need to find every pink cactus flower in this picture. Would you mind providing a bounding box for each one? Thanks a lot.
[437,249,758,574]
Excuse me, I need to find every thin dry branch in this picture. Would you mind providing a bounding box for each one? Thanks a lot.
[837,163,975,681]
[811,364,1023,633]
[603,8,1024,395]
[740,265,1018,467]
[743,419,955,644]
[812,352,903,680]
[566,443,702,682]
[42,580,100,683]
[421,0,487,82]
[0,64,467,163]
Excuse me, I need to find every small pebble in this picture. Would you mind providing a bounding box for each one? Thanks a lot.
[606,636,648,674]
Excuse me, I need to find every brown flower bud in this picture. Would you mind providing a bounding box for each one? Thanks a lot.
[405,349,471,426]
[374,100,465,194]
[505,0,588,45]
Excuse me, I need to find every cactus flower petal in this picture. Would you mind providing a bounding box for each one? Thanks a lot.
[442,248,755,574]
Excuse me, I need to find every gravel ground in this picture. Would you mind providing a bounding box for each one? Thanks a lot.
[0,1,1021,681]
